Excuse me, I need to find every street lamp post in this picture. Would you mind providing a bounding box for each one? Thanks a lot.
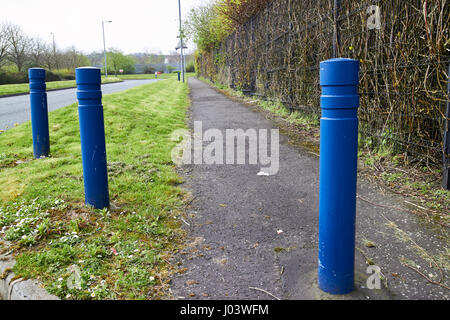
[102,20,112,78]
[176,39,187,81]
[178,0,184,83]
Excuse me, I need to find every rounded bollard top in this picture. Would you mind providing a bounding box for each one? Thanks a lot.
[28,68,46,81]
[76,67,101,85]
[320,58,359,87]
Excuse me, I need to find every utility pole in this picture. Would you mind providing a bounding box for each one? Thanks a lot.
[102,20,112,78]
[50,32,58,70]
[178,0,185,83]
[333,0,341,58]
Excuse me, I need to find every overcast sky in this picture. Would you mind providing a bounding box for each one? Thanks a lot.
[0,0,211,55]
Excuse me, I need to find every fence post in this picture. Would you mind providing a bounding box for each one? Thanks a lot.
[443,64,450,190]
[333,0,341,58]
[28,68,50,159]
[318,58,360,294]
[75,67,110,209]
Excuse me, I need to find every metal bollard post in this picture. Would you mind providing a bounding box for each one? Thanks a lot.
[177,71,180,82]
[318,58,360,294]
[75,67,109,209]
[28,68,50,158]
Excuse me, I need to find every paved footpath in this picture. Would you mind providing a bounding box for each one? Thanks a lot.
[171,78,449,300]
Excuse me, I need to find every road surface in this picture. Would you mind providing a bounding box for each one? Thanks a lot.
[0,79,158,132]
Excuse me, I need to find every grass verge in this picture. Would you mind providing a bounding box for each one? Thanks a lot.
[0,77,191,299]
[0,76,122,96]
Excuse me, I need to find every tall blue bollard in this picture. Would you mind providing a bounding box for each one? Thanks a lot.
[28,68,50,158]
[318,58,360,294]
[76,67,109,209]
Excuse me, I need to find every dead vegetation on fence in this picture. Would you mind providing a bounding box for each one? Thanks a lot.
[196,0,449,167]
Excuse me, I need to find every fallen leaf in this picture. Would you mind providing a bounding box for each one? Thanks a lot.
[177,268,188,274]
[365,241,376,248]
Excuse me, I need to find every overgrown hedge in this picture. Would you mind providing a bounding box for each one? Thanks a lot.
[196,0,449,166]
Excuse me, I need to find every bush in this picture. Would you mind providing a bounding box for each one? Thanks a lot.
[52,69,76,81]
[45,71,63,82]
[0,71,28,85]
[0,69,71,85]
[186,61,195,73]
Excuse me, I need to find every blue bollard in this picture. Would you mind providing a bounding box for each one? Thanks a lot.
[177,71,180,82]
[318,58,360,294]
[28,68,50,158]
[75,67,109,209]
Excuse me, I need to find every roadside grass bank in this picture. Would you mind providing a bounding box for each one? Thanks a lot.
[118,72,195,81]
[0,77,191,299]
[198,76,450,229]
[0,76,122,96]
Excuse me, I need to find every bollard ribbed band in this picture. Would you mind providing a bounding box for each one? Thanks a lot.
[320,59,359,110]
[28,68,46,92]
[76,67,102,106]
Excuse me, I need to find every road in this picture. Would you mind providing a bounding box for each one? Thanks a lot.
[0,79,158,131]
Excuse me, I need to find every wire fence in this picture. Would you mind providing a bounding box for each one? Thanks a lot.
[196,0,449,170]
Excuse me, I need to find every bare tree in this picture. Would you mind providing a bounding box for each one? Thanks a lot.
[42,45,54,70]
[29,37,49,67]
[58,46,90,69]
[5,23,31,71]
[0,23,10,67]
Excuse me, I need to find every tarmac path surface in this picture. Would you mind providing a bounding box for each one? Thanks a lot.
[170,77,449,300]
[0,79,158,132]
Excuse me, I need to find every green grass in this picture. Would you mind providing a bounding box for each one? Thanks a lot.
[0,76,122,96]
[117,72,195,80]
[0,78,191,299]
